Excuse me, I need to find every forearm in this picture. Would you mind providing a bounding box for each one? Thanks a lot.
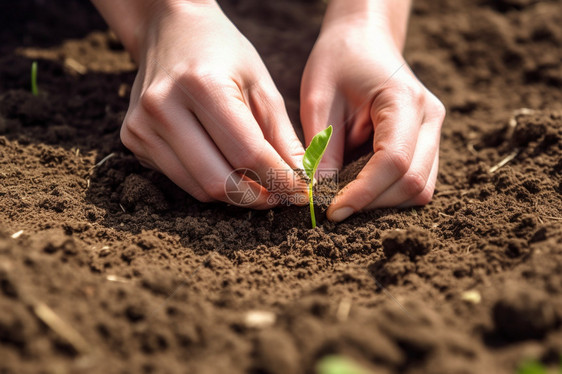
[90,0,216,61]
[91,0,155,61]
[322,0,411,50]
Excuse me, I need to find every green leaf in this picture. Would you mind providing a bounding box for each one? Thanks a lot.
[31,61,38,96]
[316,355,369,374]
[303,125,333,229]
[517,360,547,374]
[303,125,333,182]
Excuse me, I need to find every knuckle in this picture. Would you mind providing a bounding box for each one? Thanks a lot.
[384,148,411,176]
[372,106,394,125]
[139,85,168,121]
[120,115,144,149]
[120,120,135,150]
[181,66,220,92]
[433,99,447,122]
[121,112,153,147]
[401,81,426,106]
[402,173,427,197]
[301,92,328,118]
[435,99,446,117]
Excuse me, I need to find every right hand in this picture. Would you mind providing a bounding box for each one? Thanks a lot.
[300,3,445,222]
[121,1,306,208]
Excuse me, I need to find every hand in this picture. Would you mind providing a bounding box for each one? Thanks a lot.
[300,8,445,222]
[118,1,306,208]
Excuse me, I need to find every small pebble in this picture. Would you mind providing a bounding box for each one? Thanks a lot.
[461,290,481,304]
[11,230,24,239]
[244,310,276,329]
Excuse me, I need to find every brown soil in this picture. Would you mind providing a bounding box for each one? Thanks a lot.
[1,0,562,373]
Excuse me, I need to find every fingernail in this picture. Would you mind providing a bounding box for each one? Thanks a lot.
[330,207,354,222]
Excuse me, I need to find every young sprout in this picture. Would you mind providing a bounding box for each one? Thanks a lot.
[316,355,368,374]
[31,61,38,96]
[516,357,562,374]
[517,360,547,374]
[303,125,333,229]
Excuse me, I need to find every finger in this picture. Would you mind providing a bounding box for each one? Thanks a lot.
[188,81,307,197]
[364,117,441,208]
[136,135,214,202]
[248,85,305,170]
[136,93,275,209]
[300,84,346,177]
[398,151,439,207]
[246,84,309,200]
[160,111,275,209]
[327,92,424,222]
[121,113,213,201]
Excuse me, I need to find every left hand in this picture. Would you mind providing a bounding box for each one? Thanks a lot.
[300,13,446,222]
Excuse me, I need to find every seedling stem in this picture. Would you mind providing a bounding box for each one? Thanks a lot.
[309,182,316,228]
[31,61,38,96]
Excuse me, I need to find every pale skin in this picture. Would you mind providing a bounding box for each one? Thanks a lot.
[91,0,445,222]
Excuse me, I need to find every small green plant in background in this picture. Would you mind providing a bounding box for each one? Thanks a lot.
[303,125,332,229]
[517,357,562,374]
[318,356,562,374]
[518,360,548,374]
[31,61,38,96]
[316,355,369,374]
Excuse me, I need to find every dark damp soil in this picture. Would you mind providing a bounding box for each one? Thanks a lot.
[1,0,561,373]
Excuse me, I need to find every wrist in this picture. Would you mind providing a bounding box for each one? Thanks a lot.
[92,0,217,62]
[321,0,411,51]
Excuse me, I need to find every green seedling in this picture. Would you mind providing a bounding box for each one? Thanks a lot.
[31,61,38,96]
[303,125,332,229]
[516,357,562,374]
[316,355,369,374]
[517,360,548,374]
